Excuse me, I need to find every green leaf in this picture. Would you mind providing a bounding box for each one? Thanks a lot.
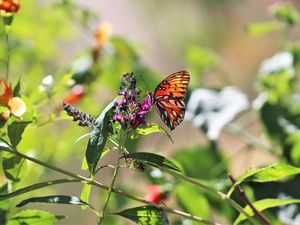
[125,152,183,173]
[7,121,32,148]
[80,183,91,210]
[247,21,281,37]
[2,14,14,27]
[115,205,167,225]
[130,123,173,143]
[7,209,65,225]
[16,195,99,216]
[238,163,300,183]
[2,152,27,183]
[176,184,210,221]
[13,78,21,97]
[85,100,115,176]
[271,3,299,26]
[234,198,300,225]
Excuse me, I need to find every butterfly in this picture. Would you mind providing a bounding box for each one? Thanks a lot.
[152,70,190,130]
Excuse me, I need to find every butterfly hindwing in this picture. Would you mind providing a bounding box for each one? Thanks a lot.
[153,71,190,130]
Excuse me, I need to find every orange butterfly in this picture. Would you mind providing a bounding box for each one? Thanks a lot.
[152,71,190,130]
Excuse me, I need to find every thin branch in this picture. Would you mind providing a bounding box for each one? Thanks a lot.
[0,146,218,225]
[228,174,272,225]
[98,130,124,224]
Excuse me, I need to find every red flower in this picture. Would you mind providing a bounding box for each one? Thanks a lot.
[0,0,20,13]
[0,80,26,120]
[63,85,85,105]
[144,185,168,204]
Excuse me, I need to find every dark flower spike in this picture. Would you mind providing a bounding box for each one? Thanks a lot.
[63,102,95,127]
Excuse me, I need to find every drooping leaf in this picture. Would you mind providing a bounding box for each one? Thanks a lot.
[0,179,80,201]
[115,205,167,225]
[80,183,91,210]
[130,123,173,143]
[247,21,281,37]
[238,163,300,183]
[234,198,300,225]
[16,195,99,215]
[2,152,27,183]
[7,209,65,225]
[175,183,210,221]
[85,100,115,176]
[7,121,32,148]
[126,152,183,173]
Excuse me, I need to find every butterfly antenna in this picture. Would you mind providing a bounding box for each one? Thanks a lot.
[140,74,150,93]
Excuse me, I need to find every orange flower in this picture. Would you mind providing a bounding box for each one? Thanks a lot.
[0,80,26,119]
[63,85,85,105]
[0,0,20,13]
[92,22,113,63]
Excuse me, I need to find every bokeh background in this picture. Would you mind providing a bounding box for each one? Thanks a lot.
[1,0,300,224]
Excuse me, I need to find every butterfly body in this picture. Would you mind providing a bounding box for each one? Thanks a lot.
[152,71,190,130]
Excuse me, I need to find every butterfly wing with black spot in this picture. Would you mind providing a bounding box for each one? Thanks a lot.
[153,70,190,130]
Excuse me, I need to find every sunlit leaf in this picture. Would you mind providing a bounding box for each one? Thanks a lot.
[115,205,167,225]
[16,195,99,216]
[85,100,115,176]
[130,123,173,143]
[80,183,91,210]
[125,152,183,173]
[2,152,27,183]
[247,21,281,37]
[7,209,65,225]
[238,163,300,183]
[7,121,32,148]
[234,198,300,225]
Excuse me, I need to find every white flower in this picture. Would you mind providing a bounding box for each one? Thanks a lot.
[259,51,294,76]
[39,75,54,93]
[185,87,249,140]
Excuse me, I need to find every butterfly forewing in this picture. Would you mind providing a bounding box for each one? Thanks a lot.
[153,71,190,130]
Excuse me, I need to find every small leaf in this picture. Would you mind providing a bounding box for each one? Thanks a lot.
[7,121,32,148]
[238,163,300,183]
[2,152,27,183]
[7,209,65,225]
[16,195,99,216]
[125,152,183,173]
[130,123,173,143]
[234,198,300,225]
[247,21,281,37]
[115,205,167,225]
[86,100,115,176]
[13,78,21,97]
[80,183,91,210]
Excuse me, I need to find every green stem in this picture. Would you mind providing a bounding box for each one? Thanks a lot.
[98,130,124,224]
[0,146,241,225]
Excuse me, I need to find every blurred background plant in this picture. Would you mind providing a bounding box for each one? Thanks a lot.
[1,0,300,225]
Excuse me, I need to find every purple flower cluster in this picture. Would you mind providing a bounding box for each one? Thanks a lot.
[113,73,154,129]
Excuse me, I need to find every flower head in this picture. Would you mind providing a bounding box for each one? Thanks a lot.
[0,0,20,13]
[63,85,85,105]
[144,184,169,204]
[0,80,26,120]
[112,73,153,130]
